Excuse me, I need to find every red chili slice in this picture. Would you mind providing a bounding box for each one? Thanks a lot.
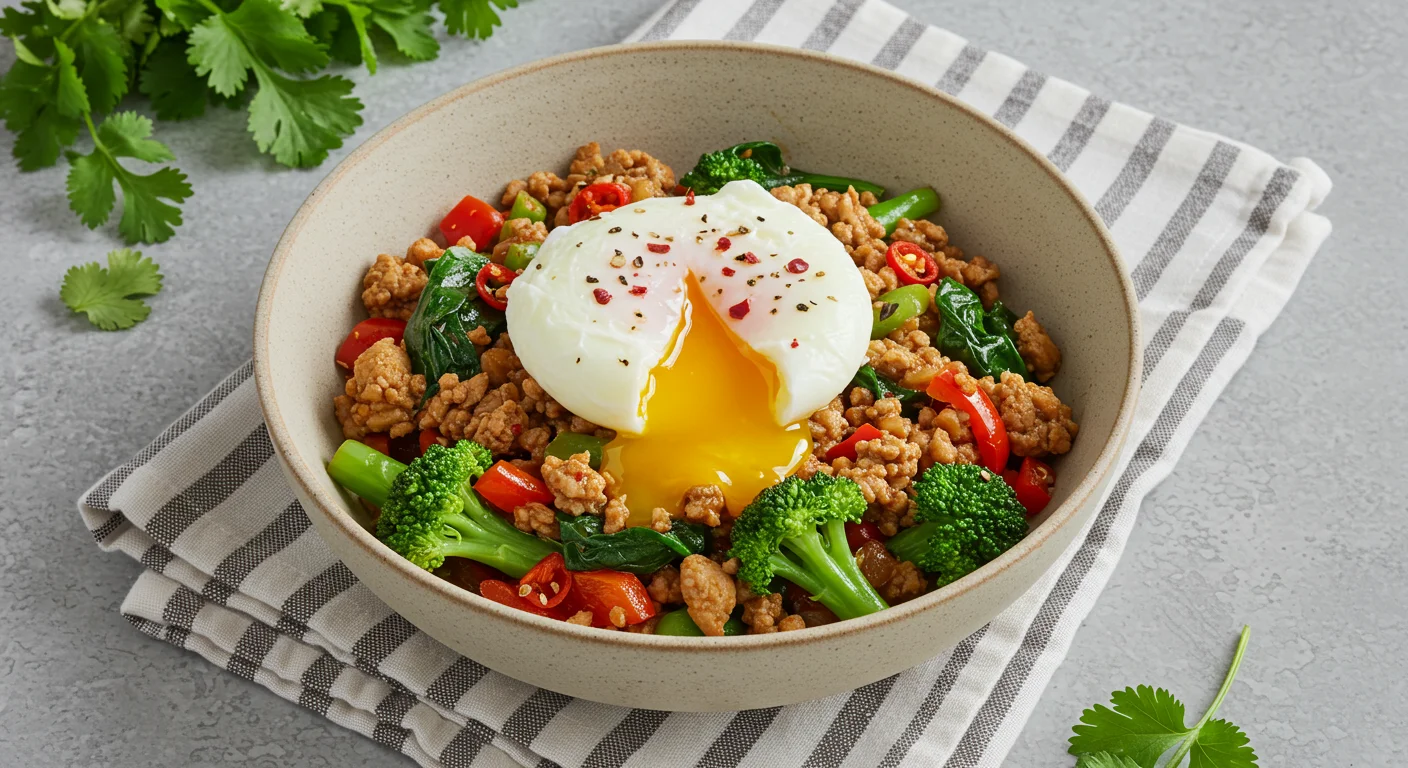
[886,241,941,286]
[824,423,884,463]
[519,552,573,611]
[1008,457,1055,516]
[475,262,515,311]
[568,182,633,224]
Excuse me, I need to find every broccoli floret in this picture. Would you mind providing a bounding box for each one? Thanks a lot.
[885,464,1029,587]
[677,141,885,197]
[728,473,889,621]
[327,439,557,578]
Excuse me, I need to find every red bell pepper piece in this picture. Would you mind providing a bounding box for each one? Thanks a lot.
[418,428,443,456]
[844,521,885,552]
[1008,457,1054,516]
[567,182,633,224]
[439,194,503,251]
[519,552,573,611]
[335,318,406,371]
[568,569,656,628]
[926,369,1009,472]
[478,579,557,618]
[824,423,884,463]
[885,241,940,286]
[358,433,390,455]
[473,460,555,512]
[474,262,515,311]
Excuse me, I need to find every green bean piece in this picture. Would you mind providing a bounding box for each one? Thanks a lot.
[868,187,941,237]
[504,242,540,272]
[654,609,745,636]
[871,284,932,339]
[545,432,608,470]
[509,190,547,224]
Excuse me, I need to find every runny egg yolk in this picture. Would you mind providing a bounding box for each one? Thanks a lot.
[602,277,813,524]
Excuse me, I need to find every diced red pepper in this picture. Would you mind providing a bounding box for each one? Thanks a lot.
[519,552,573,611]
[418,428,443,456]
[568,182,632,223]
[824,423,884,463]
[844,521,885,552]
[1008,457,1054,516]
[567,569,656,628]
[927,369,1009,472]
[473,460,555,512]
[478,579,556,618]
[475,262,515,311]
[335,318,406,371]
[439,194,503,251]
[358,433,390,455]
[886,241,940,286]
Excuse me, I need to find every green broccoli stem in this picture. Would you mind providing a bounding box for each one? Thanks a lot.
[441,507,557,578]
[773,173,886,198]
[867,187,941,237]
[327,439,406,508]
[885,520,937,566]
[770,520,889,620]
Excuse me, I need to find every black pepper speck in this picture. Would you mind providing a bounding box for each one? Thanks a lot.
[796,304,809,312]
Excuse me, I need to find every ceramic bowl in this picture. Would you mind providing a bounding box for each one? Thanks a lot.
[254,41,1140,711]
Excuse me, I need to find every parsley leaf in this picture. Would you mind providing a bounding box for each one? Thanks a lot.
[439,0,516,39]
[60,248,164,330]
[1069,626,1257,768]
[66,111,192,243]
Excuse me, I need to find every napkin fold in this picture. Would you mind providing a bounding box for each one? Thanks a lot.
[79,1,1332,766]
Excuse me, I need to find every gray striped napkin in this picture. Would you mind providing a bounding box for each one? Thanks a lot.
[78,1,1333,766]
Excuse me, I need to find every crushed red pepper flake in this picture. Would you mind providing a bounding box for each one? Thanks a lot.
[648,243,669,254]
[729,298,751,319]
[790,339,799,348]
[721,266,735,277]
[630,285,648,296]
[685,189,696,205]
[735,252,760,264]
[716,236,731,251]
[593,288,612,304]
[786,258,809,274]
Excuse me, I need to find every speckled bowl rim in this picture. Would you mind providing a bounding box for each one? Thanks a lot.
[254,40,1141,652]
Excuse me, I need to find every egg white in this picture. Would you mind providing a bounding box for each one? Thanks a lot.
[505,180,871,435]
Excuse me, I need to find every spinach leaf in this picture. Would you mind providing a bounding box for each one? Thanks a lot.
[935,278,1029,380]
[851,365,926,409]
[557,512,711,575]
[404,246,506,401]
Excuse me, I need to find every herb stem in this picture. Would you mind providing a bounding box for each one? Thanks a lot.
[1164,624,1252,767]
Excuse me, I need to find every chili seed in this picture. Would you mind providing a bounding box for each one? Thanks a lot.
[608,227,621,234]
[517,584,532,598]
[633,255,645,267]
[550,581,560,593]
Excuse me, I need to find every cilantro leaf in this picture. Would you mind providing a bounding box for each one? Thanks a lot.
[439,0,516,39]
[247,68,362,167]
[68,16,129,113]
[66,111,192,243]
[1069,627,1257,768]
[53,40,91,116]
[1076,754,1143,768]
[140,36,210,120]
[1,61,83,170]
[321,0,437,73]
[154,0,213,30]
[60,249,164,330]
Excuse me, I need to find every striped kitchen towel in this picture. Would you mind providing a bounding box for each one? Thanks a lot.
[77,0,1333,766]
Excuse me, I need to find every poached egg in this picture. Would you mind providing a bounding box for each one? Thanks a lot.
[506,180,871,520]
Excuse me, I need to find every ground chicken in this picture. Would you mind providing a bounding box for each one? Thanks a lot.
[808,396,849,458]
[770,184,888,270]
[843,390,911,439]
[467,326,493,346]
[333,338,425,439]
[679,555,734,637]
[682,484,727,526]
[479,345,522,388]
[1013,311,1062,383]
[566,610,594,626]
[469,394,529,455]
[626,616,660,634]
[977,371,1079,457]
[361,253,427,320]
[908,406,979,470]
[859,265,902,300]
[739,591,805,634]
[405,237,444,270]
[647,565,683,605]
[519,143,676,227]
[795,454,834,480]
[603,496,630,534]
[417,372,490,437]
[513,502,559,540]
[492,218,548,264]
[832,431,921,509]
[540,452,608,515]
[866,333,949,391]
[855,541,928,604]
[889,217,1002,307]
[650,508,673,533]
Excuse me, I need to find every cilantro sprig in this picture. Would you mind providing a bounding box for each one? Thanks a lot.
[1,0,522,244]
[60,248,163,329]
[1070,626,1258,768]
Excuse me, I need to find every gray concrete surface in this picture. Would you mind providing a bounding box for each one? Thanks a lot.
[1,0,1402,765]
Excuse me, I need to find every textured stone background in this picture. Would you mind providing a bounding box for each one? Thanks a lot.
[1,0,1403,765]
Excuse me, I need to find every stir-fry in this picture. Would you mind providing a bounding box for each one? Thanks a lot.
[326,141,1078,635]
